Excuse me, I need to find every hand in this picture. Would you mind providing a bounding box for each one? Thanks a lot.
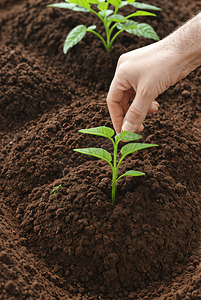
[106,38,195,134]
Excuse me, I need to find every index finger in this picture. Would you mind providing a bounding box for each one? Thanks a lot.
[106,80,131,134]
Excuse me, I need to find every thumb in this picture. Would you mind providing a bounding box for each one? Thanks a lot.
[121,91,154,133]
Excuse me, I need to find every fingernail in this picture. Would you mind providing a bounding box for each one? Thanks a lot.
[122,120,134,132]
[150,103,158,111]
[153,101,160,107]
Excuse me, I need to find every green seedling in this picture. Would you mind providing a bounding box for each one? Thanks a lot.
[51,184,62,195]
[47,0,161,53]
[74,126,157,204]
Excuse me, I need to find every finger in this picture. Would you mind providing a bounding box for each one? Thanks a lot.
[107,81,132,134]
[153,100,159,107]
[122,99,130,117]
[107,91,130,134]
[123,100,159,132]
[122,90,155,132]
[135,124,144,132]
[147,101,160,115]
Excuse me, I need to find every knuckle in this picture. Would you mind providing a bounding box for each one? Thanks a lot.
[118,53,126,64]
[138,85,150,99]
[138,82,157,100]
[117,53,129,69]
[129,107,142,120]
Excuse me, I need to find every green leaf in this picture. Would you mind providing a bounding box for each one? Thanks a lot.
[88,0,100,3]
[69,0,90,9]
[47,3,76,9]
[121,143,157,157]
[108,0,122,9]
[97,2,109,11]
[117,170,145,181]
[129,2,161,11]
[119,0,128,8]
[108,14,125,22]
[115,130,141,143]
[51,184,62,194]
[72,5,90,11]
[116,19,138,32]
[129,23,159,40]
[79,126,114,139]
[125,11,156,19]
[118,21,159,40]
[63,25,88,54]
[87,25,96,30]
[63,0,90,10]
[74,148,112,163]
[98,9,113,17]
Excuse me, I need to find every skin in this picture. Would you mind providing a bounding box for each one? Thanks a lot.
[107,12,201,134]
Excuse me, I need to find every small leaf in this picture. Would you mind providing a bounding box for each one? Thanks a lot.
[119,0,128,8]
[69,0,90,9]
[97,2,109,11]
[115,130,141,143]
[47,3,76,9]
[87,25,96,31]
[74,148,112,163]
[98,9,113,17]
[128,23,159,41]
[121,143,157,157]
[116,19,137,32]
[125,11,156,19]
[63,25,88,54]
[117,170,145,181]
[129,2,161,11]
[72,5,90,11]
[79,126,114,139]
[108,0,122,8]
[108,14,125,22]
[51,184,62,194]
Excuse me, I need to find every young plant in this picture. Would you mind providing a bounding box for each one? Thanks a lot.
[47,0,161,53]
[51,184,62,195]
[74,126,157,204]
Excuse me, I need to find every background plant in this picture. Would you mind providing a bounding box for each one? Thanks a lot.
[74,126,157,204]
[51,184,62,195]
[47,0,161,53]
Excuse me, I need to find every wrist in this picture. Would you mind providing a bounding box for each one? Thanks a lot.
[161,13,201,79]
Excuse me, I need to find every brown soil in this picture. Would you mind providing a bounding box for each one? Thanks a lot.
[0,0,201,299]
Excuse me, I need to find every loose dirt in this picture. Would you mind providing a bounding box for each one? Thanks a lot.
[0,0,201,299]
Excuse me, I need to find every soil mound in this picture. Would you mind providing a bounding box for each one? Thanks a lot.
[21,170,200,295]
[0,45,71,130]
[2,98,200,296]
[3,0,199,90]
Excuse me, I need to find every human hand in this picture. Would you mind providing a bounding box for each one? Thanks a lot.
[106,39,193,134]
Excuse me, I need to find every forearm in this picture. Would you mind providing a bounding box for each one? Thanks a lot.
[161,12,201,78]
[106,12,201,134]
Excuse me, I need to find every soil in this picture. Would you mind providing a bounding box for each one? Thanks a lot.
[0,0,201,299]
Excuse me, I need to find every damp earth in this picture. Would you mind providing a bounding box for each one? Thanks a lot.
[0,0,201,299]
